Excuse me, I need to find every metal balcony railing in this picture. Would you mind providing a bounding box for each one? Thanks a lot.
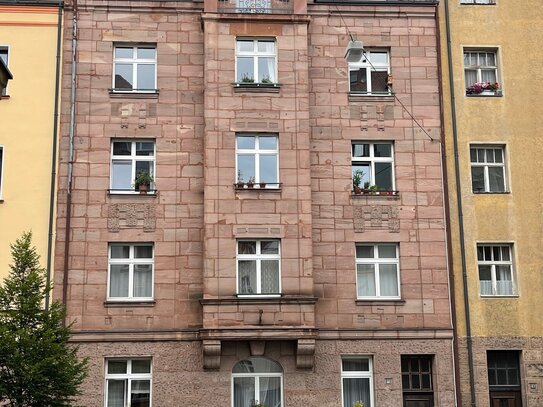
[217,0,292,14]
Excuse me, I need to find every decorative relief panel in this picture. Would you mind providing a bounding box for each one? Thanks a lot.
[108,203,156,232]
[353,205,400,233]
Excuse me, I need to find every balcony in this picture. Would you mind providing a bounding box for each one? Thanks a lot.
[217,0,293,14]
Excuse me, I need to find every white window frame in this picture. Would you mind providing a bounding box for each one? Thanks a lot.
[464,49,499,92]
[356,244,401,300]
[0,145,4,199]
[470,145,507,193]
[104,358,153,407]
[110,139,156,194]
[477,243,516,297]
[352,142,395,191]
[236,134,279,188]
[236,239,281,297]
[112,44,157,92]
[107,243,154,301]
[0,45,10,96]
[341,357,374,407]
[348,49,391,95]
[235,38,277,84]
[231,358,283,407]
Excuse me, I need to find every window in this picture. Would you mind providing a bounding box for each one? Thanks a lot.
[352,142,394,191]
[108,244,154,300]
[236,0,271,13]
[110,140,155,193]
[113,45,157,92]
[470,145,506,193]
[236,39,276,84]
[464,49,500,94]
[356,244,400,299]
[232,358,283,407]
[402,356,434,407]
[237,240,280,295]
[477,244,516,296]
[105,358,152,407]
[0,146,3,198]
[1,46,9,96]
[236,134,279,188]
[341,357,373,407]
[487,351,522,406]
[349,50,390,94]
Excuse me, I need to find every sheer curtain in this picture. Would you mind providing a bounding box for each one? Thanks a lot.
[133,265,152,297]
[110,265,129,297]
[464,70,477,87]
[131,380,151,407]
[343,378,371,407]
[379,264,398,297]
[357,264,375,297]
[234,377,255,407]
[261,260,279,294]
[260,377,281,407]
[239,261,256,294]
[496,265,513,295]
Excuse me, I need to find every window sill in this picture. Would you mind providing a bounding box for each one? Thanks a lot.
[108,89,159,99]
[234,183,282,191]
[352,190,400,199]
[480,295,518,299]
[236,294,282,298]
[233,83,281,93]
[466,92,502,98]
[104,300,156,307]
[108,189,158,197]
[473,191,510,195]
[201,295,318,305]
[348,92,395,103]
[355,299,405,305]
[0,94,10,100]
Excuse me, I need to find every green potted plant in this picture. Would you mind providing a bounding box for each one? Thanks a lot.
[247,176,255,188]
[237,170,245,188]
[369,184,380,195]
[134,170,154,194]
[261,75,273,84]
[241,73,255,84]
[352,170,365,194]
[353,401,364,407]
[250,402,266,407]
[362,181,370,194]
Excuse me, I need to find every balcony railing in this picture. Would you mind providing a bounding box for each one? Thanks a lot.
[217,0,292,14]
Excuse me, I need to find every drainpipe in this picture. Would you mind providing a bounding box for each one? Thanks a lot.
[443,0,477,406]
[436,5,462,407]
[45,0,64,311]
[62,1,77,315]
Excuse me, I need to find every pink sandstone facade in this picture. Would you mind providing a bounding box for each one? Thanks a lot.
[54,0,454,405]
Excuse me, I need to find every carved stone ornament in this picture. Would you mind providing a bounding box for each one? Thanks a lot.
[296,338,316,369]
[202,340,221,370]
[107,203,156,232]
[354,205,400,233]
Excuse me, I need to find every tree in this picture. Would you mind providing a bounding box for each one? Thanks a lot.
[0,232,88,406]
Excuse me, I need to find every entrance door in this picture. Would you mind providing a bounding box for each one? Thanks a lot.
[490,391,522,407]
[404,394,434,407]
[402,356,434,407]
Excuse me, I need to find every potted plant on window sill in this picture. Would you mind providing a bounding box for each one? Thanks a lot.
[250,403,266,407]
[466,81,500,96]
[247,176,255,189]
[353,401,364,407]
[237,170,245,188]
[352,170,365,194]
[134,170,154,194]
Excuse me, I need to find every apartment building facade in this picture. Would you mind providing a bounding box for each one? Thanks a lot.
[54,0,455,405]
[0,1,61,291]
[440,0,543,406]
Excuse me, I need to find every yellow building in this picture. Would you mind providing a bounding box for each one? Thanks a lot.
[0,2,62,305]
[440,0,543,406]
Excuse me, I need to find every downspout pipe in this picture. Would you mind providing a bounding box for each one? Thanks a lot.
[443,0,477,406]
[62,1,77,315]
[45,0,64,311]
[436,5,461,407]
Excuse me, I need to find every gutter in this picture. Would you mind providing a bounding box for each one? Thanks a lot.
[443,0,477,406]
[62,0,77,316]
[45,0,64,311]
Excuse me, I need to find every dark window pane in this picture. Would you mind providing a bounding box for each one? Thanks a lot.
[352,143,370,157]
[488,167,505,192]
[134,245,153,259]
[136,142,154,156]
[350,68,367,92]
[375,162,393,190]
[402,375,410,389]
[113,142,132,156]
[356,245,373,258]
[342,359,369,372]
[111,245,130,259]
[421,374,431,389]
[374,144,392,157]
[371,70,389,92]
[114,64,133,90]
[470,148,477,163]
[260,240,279,254]
[238,241,256,254]
[471,167,485,192]
[108,360,127,374]
[411,374,420,389]
[132,359,151,373]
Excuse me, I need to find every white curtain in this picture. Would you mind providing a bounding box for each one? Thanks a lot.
[343,378,371,407]
[110,265,129,297]
[481,69,496,83]
[259,377,281,407]
[261,260,279,294]
[496,265,513,295]
[465,69,477,87]
[234,377,255,407]
[134,265,152,297]
[379,265,398,297]
[131,380,150,407]
[239,261,256,294]
[357,264,375,297]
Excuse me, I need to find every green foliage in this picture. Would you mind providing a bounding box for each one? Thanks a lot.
[240,73,255,83]
[352,170,365,188]
[0,232,88,407]
[134,170,154,189]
